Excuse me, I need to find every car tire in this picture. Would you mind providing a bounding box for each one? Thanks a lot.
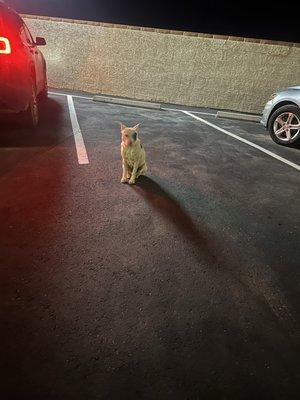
[38,75,48,101]
[268,104,300,147]
[38,85,48,101]
[21,79,39,127]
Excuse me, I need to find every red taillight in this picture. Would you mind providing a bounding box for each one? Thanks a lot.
[0,37,11,54]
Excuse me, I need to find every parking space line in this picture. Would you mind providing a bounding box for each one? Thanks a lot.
[67,95,89,165]
[183,110,300,172]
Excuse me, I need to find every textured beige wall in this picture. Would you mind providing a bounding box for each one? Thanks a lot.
[24,15,300,113]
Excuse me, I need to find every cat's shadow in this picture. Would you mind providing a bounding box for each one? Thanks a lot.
[132,176,216,262]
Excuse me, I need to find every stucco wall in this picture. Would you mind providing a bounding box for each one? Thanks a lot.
[24,15,300,113]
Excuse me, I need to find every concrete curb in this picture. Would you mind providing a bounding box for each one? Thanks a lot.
[93,95,162,110]
[217,111,261,123]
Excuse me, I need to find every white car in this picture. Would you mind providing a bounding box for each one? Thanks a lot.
[261,86,300,146]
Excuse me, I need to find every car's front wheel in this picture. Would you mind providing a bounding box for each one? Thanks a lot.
[21,80,39,127]
[268,104,300,146]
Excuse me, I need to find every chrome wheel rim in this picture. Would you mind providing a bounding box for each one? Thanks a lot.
[273,112,300,142]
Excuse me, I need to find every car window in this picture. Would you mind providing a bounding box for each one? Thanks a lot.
[2,8,23,40]
[4,8,23,31]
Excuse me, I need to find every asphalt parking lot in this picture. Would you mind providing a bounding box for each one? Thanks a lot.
[1,91,300,399]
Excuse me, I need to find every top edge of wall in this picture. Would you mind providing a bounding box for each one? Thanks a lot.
[21,14,300,48]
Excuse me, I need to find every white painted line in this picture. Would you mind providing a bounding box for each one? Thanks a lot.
[50,91,92,101]
[183,110,300,172]
[163,107,216,116]
[67,95,89,165]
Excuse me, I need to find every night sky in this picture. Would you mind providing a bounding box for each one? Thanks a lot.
[6,0,300,43]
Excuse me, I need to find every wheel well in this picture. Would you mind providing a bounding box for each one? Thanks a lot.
[267,101,299,126]
[22,65,37,110]
[30,65,37,89]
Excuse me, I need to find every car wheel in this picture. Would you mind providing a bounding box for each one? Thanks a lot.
[268,104,300,146]
[22,80,39,127]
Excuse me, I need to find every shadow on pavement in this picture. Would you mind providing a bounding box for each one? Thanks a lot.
[133,176,249,289]
[133,176,218,264]
[0,98,64,147]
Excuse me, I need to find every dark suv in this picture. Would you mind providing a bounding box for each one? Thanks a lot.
[0,1,47,126]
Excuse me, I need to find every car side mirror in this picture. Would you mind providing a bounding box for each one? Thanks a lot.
[35,37,46,46]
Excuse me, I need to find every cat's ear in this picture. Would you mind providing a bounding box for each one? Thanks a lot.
[133,123,140,133]
[120,123,126,132]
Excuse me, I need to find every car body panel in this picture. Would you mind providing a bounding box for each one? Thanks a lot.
[261,86,300,127]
